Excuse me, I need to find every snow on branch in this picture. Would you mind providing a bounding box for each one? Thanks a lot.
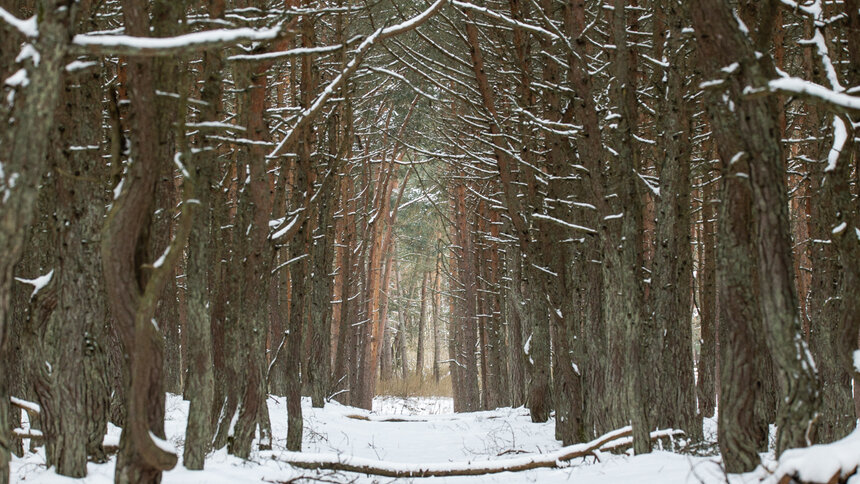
[10,396,41,415]
[759,77,860,115]
[276,427,683,478]
[227,39,358,61]
[72,26,282,56]
[14,269,54,300]
[0,7,37,38]
[450,0,558,40]
[532,213,597,234]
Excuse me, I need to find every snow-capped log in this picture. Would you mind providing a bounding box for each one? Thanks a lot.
[275,427,683,478]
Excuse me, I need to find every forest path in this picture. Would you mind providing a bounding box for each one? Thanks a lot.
[12,394,735,483]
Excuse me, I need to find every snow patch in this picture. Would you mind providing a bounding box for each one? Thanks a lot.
[66,60,98,72]
[825,116,847,172]
[112,177,125,200]
[10,396,40,415]
[11,393,737,483]
[14,269,53,299]
[148,431,176,454]
[15,43,40,66]
[768,77,860,112]
[4,68,29,88]
[153,246,170,268]
[0,7,37,37]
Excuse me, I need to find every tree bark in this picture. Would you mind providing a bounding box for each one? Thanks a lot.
[691,0,820,457]
[650,0,700,440]
[0,3,75,478]
[182,0,224,467]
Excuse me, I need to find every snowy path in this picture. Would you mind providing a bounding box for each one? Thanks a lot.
[11,395,740,483]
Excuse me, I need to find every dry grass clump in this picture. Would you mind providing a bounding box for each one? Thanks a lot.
[376,373,452,398]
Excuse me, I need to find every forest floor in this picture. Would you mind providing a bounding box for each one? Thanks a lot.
[10,395,771,483]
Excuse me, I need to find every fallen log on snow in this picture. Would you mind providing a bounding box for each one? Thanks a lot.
[275,427,684,478]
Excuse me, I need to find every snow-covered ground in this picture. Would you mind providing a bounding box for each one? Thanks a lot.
[11,395,763,483]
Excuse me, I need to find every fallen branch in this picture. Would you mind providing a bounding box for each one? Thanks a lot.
[343,414,428,423]
[275,427,684,478]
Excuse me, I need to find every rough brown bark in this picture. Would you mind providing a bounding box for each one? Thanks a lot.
[697,165,718,419]
[0,3,75,478]
[605,0,650,455]
[691,0,820,457]
[713,139,767,473]
[452,179,481,412]
[650,0,700,440]
[36,35,110,476]
[182,0,224,468]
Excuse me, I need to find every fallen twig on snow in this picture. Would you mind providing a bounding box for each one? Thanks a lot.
[275,426,684,478]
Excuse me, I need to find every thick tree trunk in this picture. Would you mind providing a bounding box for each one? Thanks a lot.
[0,3,75,478]
[105,2,198,481]
[453,181,481,411]
[691,0,820,457]
[307,172,336,408]
[151,0,185,396]
[714,146,767,473]
[332,173,355,404]
[36,39,110,476]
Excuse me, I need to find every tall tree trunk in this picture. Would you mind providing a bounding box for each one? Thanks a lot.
[452,181,481,411]
[36,27,111,475]
[0,2,75,479]
[182,0,224,466]
[416,272,428,379]
[608,0,650,455]
[697,164,718,419]
[691,0,820,457]
[106,3,195,482]
[650,0,700,440]
[713,139,767,473]
[432,246,443,384]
